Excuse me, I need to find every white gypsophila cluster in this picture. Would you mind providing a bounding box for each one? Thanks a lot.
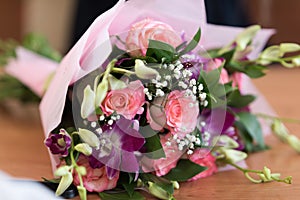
[164,131,201,155]
[83,113,121,134]
[199,121,210,147]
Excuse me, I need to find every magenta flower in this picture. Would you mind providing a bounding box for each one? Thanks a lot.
[45,129,71,157]
[91,117,145,179]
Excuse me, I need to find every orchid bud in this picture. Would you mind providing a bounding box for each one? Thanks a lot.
[81,85,96,119]
[55,172,73,196]
[75,143,93,156]
[263,166,272,180]
[258,174,269,182]
[134,59,159,79]
[78,128,100,149]
[221,148,248,163]
[95,79,108,107]
[54,165,72,177]
[171,181,180,190]
[148,182,174,200]
[76,166,87,176]
[279,43,300,54]
[292,56,300,67]
[214,135,239,149]
[77,186,87,200]
[235,25,261,51]
[108,74,127,90]
[270,173,281,180]
[283,176,292,184]
[287,135,300,153]
[258,46,281,65]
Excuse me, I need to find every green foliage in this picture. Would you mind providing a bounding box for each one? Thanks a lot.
[99,192,145,200]
[146,40,176,63]
[235,112,267,152]
[227,90,256,108]
[22,33,62,62]
[140,130,166,159]
[178,28,201,56]
[163,159,207,182]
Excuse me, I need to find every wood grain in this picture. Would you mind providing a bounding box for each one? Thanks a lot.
[0,66,299,199]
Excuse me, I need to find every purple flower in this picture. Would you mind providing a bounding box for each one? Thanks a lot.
[45,129,71,157]
[91,117,145,179]
[201,109,244,150]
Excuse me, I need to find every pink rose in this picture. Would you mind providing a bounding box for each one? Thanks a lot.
[165,90,199,136]
[73,155,119,192]
[101,80,145,119]
[187,149,217,181]
[142,133,181,176]
[126,18,182,56]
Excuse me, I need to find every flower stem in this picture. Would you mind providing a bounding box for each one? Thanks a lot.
[256,113,300,124]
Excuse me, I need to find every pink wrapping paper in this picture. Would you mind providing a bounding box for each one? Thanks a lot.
[38,0,276,171]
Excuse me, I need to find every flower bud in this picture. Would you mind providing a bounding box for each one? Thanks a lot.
[235,25,261,51]
[55,172,73,196]
[95,79,108,107]
[283,176,292,184]
[76,166,87,176]
[221,148,248,163]
[75,143,93,156]
[78,128,100,149]
[258,174,269,182]
[81,85,96,119]
[148,182,173,200]
[292,56,300,67]
[171,181,180,190]
[263,166,272,180]
[134,59,159,79]
[287,135,300,153]
[214,135,239,149]
[258,46,281,65]
[279,43,300,54]
[270,173,281,180]
[54,165,72,177]
[108,74,127,90]
[77,186,87,200]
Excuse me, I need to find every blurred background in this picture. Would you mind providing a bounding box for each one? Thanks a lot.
[0,0,300,54]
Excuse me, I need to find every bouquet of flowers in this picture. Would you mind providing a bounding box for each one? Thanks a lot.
[2,0,300,200]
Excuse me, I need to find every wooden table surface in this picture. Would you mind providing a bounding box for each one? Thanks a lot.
[0,66,300,200]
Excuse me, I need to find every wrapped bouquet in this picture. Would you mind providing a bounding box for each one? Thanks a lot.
[2,0,300,200]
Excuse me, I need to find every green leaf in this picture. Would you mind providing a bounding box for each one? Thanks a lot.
[122,182,136,197]
[175,41,187,52]
[179,28,201,56]
[163,159,207,182]
[220,49,236,70]
[99,191,145,200]
[141,131,165,159]
[146,40,175,62]
[227,90,256,108]
[244,65,266,78]
[235,121,254,152]
[235,112,266,149]
[22,33,62,62]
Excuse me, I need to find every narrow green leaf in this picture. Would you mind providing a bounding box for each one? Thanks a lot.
[141,131,166,159]
[179,28,201,56]
[99,192,145,200]
[146,40,175,62]
[235,112,265,149]
[163,159,207,182]
[227,90,256,108]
